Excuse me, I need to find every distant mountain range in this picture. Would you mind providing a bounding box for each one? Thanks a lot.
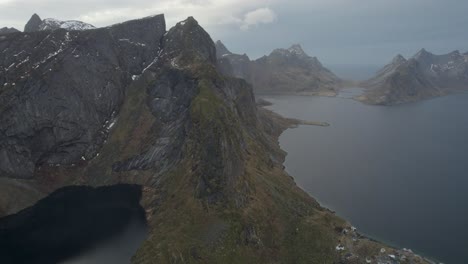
[359,49,468,105]
[216,41,342,96]
[1,14,95,35]
[24,13,95,32]
[0,27,20,35]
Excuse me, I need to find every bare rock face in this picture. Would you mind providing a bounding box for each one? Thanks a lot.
[215,41,342,95]
[24,13,42,32]
[0,15,166,178]
[361,49,468,105]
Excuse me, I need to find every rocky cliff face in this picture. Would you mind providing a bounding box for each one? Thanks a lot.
[24,13,95,32]
[216,41,342,95]
[0,14,432,264]
[360,49,468,105]
[0,15,165,179]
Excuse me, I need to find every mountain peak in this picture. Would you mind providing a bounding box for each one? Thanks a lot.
[271,44,309,58]
[177,16,198,27]
[414,48,433,59]
[24,13,43,32]
[215,40,232,57]
[392,54,407,64]
[162,16,217,65]
[288,44,307,56]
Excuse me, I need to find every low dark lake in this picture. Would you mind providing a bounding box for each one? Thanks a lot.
[0,184,148,264]
[264,91,468,264]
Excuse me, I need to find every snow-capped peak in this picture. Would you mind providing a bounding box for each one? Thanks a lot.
[39,18,95,31]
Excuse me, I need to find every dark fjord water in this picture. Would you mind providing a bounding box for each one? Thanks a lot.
[264,91,468,264]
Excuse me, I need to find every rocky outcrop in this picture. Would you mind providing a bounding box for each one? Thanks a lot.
[216,41,342,95]
[24,13,95,32]
[0,27,19,35]
[24,13,42,32]
[360,49,468,105]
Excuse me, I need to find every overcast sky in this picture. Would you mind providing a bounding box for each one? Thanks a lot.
[1,0,467,66]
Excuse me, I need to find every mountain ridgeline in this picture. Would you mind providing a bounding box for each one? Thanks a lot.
[359,49,468,105]
[0,14,433,263]
[216,41,342,96]
[0,27,20,35]
[24,13,95,32]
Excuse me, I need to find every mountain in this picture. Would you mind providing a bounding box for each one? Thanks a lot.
[216,40,253,84]
[24,13,42,32]
[215,40,232,58]
[359,49,468,105]
[24,13,95,32]
[0,14,432,263]
[216,41,342,96]
[0,27,20,35]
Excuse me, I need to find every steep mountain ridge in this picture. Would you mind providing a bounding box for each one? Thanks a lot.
[360,49,468,105]
[0,14,432,264]
[216,41,342,95]
[0,14,166,179]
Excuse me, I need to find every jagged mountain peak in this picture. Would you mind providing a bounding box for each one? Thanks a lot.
[176,16,198,27]
[288,44,307,56]
[215,40,233,57]
[392,54,407,64]
[24,13,42,32]
[271,44,310,58]
[162,16,217,65]
[414,48,434,60]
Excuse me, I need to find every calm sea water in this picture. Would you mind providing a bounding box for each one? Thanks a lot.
[264,91,468,264]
